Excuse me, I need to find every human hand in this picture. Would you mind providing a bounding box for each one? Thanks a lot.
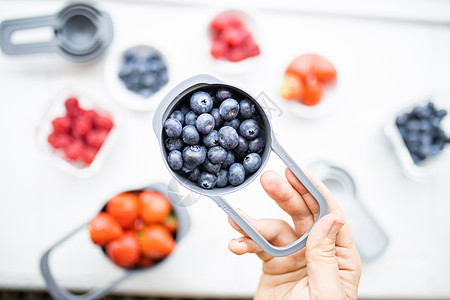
[228,168,361,300]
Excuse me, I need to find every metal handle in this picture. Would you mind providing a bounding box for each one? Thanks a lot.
[39,222,137,300]
[209,136,329,257]
[0,15,59,55]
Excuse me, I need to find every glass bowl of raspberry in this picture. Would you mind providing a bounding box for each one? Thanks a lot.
[35,89,118,178]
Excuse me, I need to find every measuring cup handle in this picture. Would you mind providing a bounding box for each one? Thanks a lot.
[271,135,329,220]
[39,222,135,300]
[0,15,59,55]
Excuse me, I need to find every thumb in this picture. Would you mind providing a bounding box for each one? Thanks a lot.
[306,213,345,297]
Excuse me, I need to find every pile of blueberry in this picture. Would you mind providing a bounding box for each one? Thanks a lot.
[396,101,450,164]
[118,47,169,98]
[163,87,265,189]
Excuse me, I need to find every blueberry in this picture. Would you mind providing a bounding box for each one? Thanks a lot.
[190,91,213,114]
[165,137,183,151]
[188,168,201,182]
[216,87,233,102]
[228,163,245,186]
[223,118,240,130]
[248,136,265,153]
[182,125,200,145]
[182,145,206,166]
[202,157,221,174]
[212,96,220,108]
[219,98,239,121]
[198,172,217,189]
[221,151,235,169]
[208,146,228,164]
[243,153,262,173]
[219,126,239,149]
[167,150,183,170]
[239,119,260,140]
[196,113,215,135]
[170,110,185,125]
[118,64,133,79]
[203,130,219,148]
[181,160,198,173]
[142,73,157,88]
[405,120,421,132]
[234,135,249,156]
[211,108,223,128]
[124,48,138,62]
[216,169,229,188]
[180,104,190,115]
[164,118,182,138]
[437,109,448,119]
[239,99,256,119]
[185,111,198,126]
[396,113,409,127]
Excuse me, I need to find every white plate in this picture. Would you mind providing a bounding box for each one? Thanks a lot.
[104,41,172,112]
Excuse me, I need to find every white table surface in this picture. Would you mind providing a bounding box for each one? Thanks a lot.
[1,1,450,299]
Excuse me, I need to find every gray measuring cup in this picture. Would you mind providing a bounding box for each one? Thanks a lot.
[153,74,329,257]
[0,2,113,62]
[40,183,190,300]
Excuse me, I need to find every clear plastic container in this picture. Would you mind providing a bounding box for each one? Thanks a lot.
[383,97,450,180]
[35,88,118,178]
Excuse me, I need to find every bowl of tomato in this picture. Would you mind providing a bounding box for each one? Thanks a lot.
[40,183,190,300]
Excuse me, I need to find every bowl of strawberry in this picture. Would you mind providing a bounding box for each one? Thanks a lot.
[36,89,117,178]
[207,8,261,73]
[40,183,190,300]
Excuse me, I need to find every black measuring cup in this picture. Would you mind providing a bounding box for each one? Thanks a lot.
[0,2,113,62]
[153,74,329,257]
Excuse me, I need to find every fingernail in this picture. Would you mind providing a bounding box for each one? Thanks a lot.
[328,221,345,237]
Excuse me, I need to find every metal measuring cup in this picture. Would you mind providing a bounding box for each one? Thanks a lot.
[0,3,113,62]
[153,74,329,257]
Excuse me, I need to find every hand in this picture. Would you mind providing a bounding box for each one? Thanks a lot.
[228,168,361,300]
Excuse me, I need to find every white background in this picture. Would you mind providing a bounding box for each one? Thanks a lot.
[1,0,450,298]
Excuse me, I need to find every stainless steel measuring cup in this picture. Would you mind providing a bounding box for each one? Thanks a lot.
[40,183,190,300]
[0,3,113,62]
[153,74,329,257]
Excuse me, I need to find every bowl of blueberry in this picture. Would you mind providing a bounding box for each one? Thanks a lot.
[384,98,450,179]
[152,74,329,257]
[104,43,170,111]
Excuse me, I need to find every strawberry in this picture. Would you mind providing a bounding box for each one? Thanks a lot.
[48,132,72,149]
[137,255,157,268]
[138,190,171,224]
[72,115,93,138]
[89,212,123,246]
[139,224,175,259]
[106,231,140,269]
[93,114,114,131]
[51,116,71,134]
[106,193,139,229]
[63,139,84,161]
[81,146,98,165]
[86,129,109,149]
[65,97,81,118]
[302,75,323,106]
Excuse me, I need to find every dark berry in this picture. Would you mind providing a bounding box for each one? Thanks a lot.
[243,153,262,173]
[211,108,223,128]
[207,146,228,164]
[170,110,185,125]
[239,99,255,119]
[219,98,239,121]
[165,137,183,151]
[182,125,200,145]
[216,169,228,188]
[234,135,249,155]
[248,136,265,153]
[196,113,215,135]
[202,157,221,174]
[164,118,182,138]
[167,150,183,170]
[198,172,217,189]
[223,118,240,130]
[190,91,213,114]
[216,87,233,102]
[203,130,219,148]
[218,126,239,149]
[185,111,198,126]
[221,151,235,169]
[228,163,245,186]
[188,168,201,182]
[182,145,206,166]
[239,119,260,140]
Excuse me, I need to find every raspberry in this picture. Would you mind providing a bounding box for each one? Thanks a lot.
[209,14,242,34]
[86,129,109,149]
[94,114,114,131]
[210,39,228,59]
[221,26,247,47]
[82,146,98,165]
[48,132,72,149]
[81,109,98,122]
[63,139,84,161]
[51,116,71,134]
[65,97,81,118]
[73,115,93,138]
[228,48,246,62]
